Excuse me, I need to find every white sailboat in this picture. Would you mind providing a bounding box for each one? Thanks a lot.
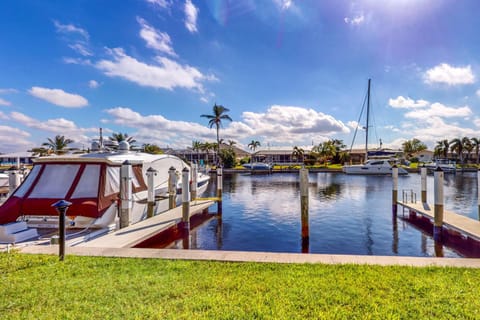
[343,79,408,175]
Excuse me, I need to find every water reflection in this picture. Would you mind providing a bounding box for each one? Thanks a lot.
[166,172,480,257]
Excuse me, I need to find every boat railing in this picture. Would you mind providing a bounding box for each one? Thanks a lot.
[402,189,417,204]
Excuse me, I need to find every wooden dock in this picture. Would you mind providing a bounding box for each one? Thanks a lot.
[78,199,215,249]
[397,201,480,241]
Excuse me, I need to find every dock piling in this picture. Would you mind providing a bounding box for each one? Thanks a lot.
[392,165,398,216]
[146,167,157,218]
[300,167,309,252]
[191,163,198,200]
[168,166,177,209]
[182,167,190,230]
[216,167,223,214]
[120,160,132,229]
[421,165,427,203]
[434,167,444,241]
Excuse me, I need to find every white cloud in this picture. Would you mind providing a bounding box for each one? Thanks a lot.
[68,43,92,56]
[0,125,33,152]
[184,0,199,33]
[63,57,92,65]
[145,0,171,9]
[53,20,89,40]
[0,88,18,94]
[344,14,365,26]
[0,98,11,106]
[28,87,89,108]
[272,0,293,10]
[388,96,429,109]
[404,102,471,119]
[476,89,480,97]
[89,80,99,88]
[424,63,475,86]
[137,17,177,57]
[96,48,213,91]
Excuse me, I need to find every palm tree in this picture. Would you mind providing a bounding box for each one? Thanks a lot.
[471,137,480,164]
[228,140,237,147]
[318,141,337,166]
[449,138,464,164]
[434,139,449,159]
[248,140,261,163]
[42,135,74,155]
[142,143,163,154]
[29,147,49,157]
[192,140,202,163]
[463,137,473,164]
[201,104,232,163]
[402,138,427,159]
[201,142,215,165]
[109,132,136,144]
[291,146,304,164]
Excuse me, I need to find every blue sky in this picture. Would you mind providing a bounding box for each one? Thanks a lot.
[1,0,480,153]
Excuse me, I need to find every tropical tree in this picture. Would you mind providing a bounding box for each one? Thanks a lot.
[291,146,304,164]
[109,132,136,144]
[463,137,473,164]
[142,143,163,154]
[228,140,237,147]
[317,141,337,166]
[192,140,202,163]
[402,138,427,159]
[449,138,465,163]
[29,147,50,157]
[200,104,232,163]
[434,139,449,159]
[42,135,74,155]
[201,142,215,164]
[248,140,261,163]
[471,137,480,164]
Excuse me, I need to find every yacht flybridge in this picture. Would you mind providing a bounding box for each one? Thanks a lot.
[0,141,210,243]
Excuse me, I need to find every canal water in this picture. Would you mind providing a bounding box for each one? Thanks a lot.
[170,172,480,257]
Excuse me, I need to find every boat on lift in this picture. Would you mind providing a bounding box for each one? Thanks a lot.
[0,140,210,243]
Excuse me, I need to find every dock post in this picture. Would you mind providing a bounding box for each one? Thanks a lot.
[478,169,480,221]
[120,160,132,229]
[182,167,190,230]
[434,167,444,241]
[392,165,398,216]
[300,167,309,252]
[191,163,198,200]
[52,200,72,261]
[146,167,157,218]
[168,166,177,209]
[421,165,427,203]
[8,169,21,196]
[216,167,223,215]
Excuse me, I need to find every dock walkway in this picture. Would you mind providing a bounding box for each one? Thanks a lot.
[397,201,480,241]
[78,199,214,248]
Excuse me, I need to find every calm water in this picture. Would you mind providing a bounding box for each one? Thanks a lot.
[171,172,480,257]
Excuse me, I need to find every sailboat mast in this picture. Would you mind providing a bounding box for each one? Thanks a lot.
[365,78,371,162]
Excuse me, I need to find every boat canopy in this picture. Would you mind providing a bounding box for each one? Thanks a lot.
[0,161,147,224]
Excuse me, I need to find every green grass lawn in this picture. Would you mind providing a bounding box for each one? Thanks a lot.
[1,253,479,319]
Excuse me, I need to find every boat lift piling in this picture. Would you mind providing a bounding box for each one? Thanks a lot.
[421,165,427,203]
[146,167,157,218]
[392,165,398,216]
[182,168,190,230]
[191,163,198,200]
[300,167,309,252]
[434,167,444,241]
[216,167,223,215]
[168,166,177,209]
[120,160,132,229]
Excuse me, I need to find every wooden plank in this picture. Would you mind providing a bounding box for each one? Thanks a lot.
[78,200,214,248]
[398,201,480,241]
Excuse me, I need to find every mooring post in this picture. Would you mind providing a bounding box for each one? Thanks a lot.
[8,169,21,196]
[120,160,132,229]
[51,200,72,261]
[434,167,444,241]
[168,166,177,209]
[216,167,223,215]
[191,163,198,200]
[300,167,309,252]
[146,167,157,218]
[421,165,427,203]
[182,167,190,231]
[392,165,398,216]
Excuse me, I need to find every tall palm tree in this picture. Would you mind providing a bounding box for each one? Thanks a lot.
[42,135,74,155]
[109,132,136,144]
[248,140,261,163]
[192,140,202,163]
[201,104,232,163]
[471,137,480,164]
[463,137,473,164]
